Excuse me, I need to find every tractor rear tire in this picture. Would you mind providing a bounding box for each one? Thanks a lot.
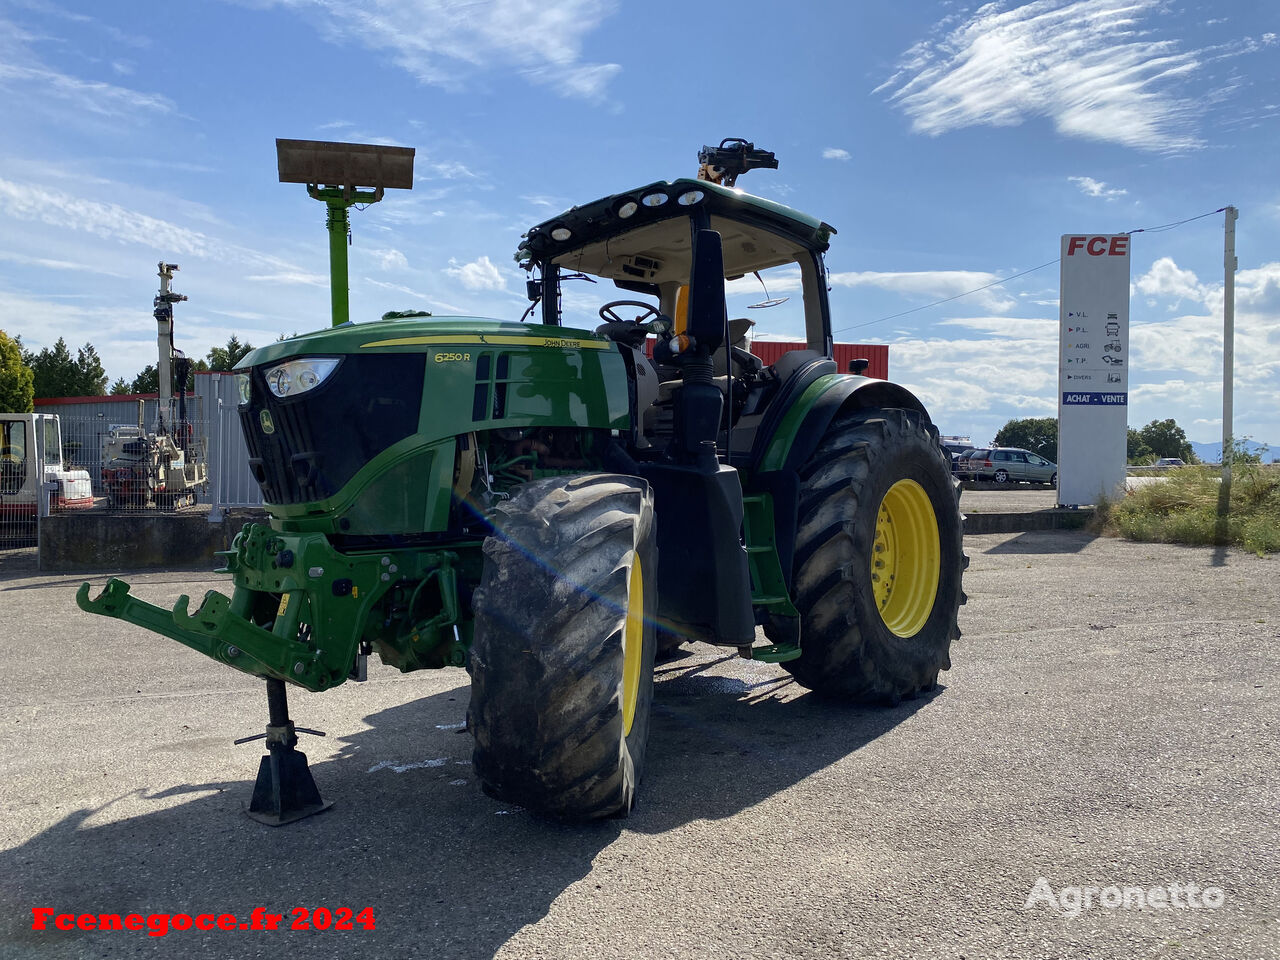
[469,474,657,820]
[781,407,964,703]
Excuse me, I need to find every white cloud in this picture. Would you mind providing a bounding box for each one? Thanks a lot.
[0,17,174,120]
[878,0,1220,152]
[521,194,564,209]
[0,61,174,118]
[829,269,1018,313]
[727,269,803,299]
[890,330,1060,417]
[243,272,328,286]
[1237,261,1280,313]
[0,177,312,276]
[0,177,217,258]
[422,160,481,181]
[373,248,409,271]
[261,0,622,102]
[0,250,125,278]
[445,255,506,291]
[365,278,467,314]
[1068,176,1128,199]
[1134,256,1207,303]
[822,148,852,161]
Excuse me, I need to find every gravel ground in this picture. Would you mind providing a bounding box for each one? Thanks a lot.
[0,530,1276,960]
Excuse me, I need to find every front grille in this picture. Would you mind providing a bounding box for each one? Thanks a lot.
[240,353,425,505]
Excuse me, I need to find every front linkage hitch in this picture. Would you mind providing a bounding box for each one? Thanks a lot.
[77,522,465,824]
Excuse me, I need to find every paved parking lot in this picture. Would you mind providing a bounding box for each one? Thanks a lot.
[1,530,1276,959]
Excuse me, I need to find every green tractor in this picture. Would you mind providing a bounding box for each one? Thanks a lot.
[79,139,965,823]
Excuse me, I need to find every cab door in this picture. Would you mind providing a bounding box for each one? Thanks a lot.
[0,417,33,500]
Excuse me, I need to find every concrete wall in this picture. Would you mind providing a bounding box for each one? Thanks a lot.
[39,509,269,571]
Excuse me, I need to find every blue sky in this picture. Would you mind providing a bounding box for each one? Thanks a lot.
[1,0,1276,448]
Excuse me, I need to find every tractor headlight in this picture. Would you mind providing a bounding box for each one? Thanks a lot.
[263,357,340,399]
[235,373,252,405]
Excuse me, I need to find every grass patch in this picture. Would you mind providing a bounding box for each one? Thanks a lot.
[1104,465,1280,554]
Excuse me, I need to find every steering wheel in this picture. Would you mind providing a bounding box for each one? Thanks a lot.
[598,300,660,325]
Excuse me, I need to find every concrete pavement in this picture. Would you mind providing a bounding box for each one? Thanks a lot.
[1,531,1276,959]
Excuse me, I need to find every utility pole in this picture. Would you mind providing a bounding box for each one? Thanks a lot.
[1222,207,1238,485]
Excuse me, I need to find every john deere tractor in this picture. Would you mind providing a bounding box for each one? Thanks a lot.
[79,139,964,823]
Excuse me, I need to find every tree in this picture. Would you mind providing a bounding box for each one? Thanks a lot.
[24,337,108,397]
[25,337,77,398]
[109,377,132,395]
[207,335,255,371]
[1127,428,1154,464]
[123,355,207,396]
[0,329,34,413]
[1136,419,1195,463]
[1225,436,1264,465]
[75,343,108,395]
[993,417,1058,462]
[129,365,159,394]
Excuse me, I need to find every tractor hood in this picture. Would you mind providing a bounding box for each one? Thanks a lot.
[237,318,613,369]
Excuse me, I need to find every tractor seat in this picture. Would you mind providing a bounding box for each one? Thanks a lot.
[770,348,829,383]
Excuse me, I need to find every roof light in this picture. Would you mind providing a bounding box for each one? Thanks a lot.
[677,189,705,206]
[616,200,638,219]
[550,226,572,242]
[641,192,668,207]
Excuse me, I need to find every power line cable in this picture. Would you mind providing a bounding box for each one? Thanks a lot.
[832,206,1228,336]
[1122,206,1227,235]
[832,259,1059,334]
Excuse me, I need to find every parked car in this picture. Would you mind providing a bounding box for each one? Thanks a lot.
[941,441,976,474]
[967,447,1057,485]
[959,448,992,479]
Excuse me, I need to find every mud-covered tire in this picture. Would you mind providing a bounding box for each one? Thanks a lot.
[469,474,657,820]
[781,408,965,702]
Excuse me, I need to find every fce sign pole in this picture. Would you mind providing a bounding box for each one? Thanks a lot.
[1222,206,1238,484]
[1057,234,1132,506]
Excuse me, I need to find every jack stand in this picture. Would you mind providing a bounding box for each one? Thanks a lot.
[239,678,332,826]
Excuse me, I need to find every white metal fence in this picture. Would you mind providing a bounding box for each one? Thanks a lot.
[197,373,264,512]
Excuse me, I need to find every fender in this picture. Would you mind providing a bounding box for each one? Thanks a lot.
[754,373,931,475]
[747,373,932,590]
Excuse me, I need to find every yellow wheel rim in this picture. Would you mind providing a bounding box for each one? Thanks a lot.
[621,555,644,737]
[872,479,941,638]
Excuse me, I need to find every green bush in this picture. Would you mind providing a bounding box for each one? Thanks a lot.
[1106,465,1280,555]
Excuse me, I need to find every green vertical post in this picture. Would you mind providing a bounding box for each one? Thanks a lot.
[308,185,380,328]
[326,198,351,327]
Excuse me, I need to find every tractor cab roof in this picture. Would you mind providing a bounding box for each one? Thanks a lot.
[516,178,836,286]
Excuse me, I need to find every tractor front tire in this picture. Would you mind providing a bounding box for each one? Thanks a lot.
[469,474,657,820]
[782,408,964,703]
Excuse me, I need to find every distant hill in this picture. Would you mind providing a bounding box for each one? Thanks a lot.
[1190,439,1275,463]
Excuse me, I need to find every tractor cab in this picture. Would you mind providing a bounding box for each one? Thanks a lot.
[517,176,839,459]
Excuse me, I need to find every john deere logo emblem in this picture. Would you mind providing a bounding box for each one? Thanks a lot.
[259,410,275,434]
